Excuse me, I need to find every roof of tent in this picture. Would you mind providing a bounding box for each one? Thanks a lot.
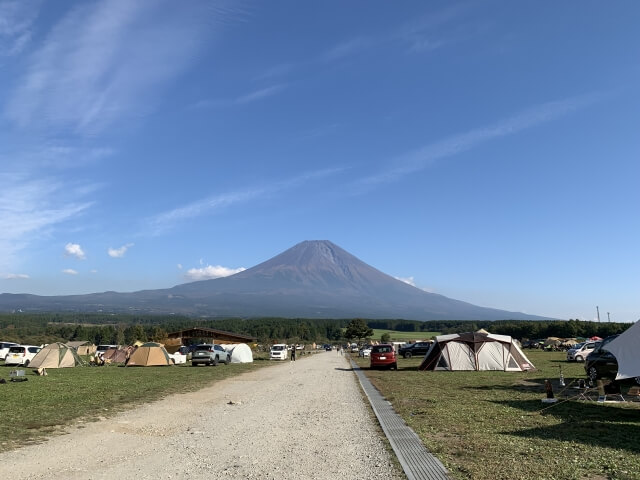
[607,322,640,380]
[418,332,535,372]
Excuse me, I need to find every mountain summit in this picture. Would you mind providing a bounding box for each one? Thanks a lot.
[0,240,549,320]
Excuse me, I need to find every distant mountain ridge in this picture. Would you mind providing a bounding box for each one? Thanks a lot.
[0,240,551,320]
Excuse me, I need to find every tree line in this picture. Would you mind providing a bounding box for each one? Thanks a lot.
[0,313,632,346]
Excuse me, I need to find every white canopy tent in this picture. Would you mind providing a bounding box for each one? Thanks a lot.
[221,343,254,363]
[606,321,640,380]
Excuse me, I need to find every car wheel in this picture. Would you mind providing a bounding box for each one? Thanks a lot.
[575,355,583,362]
[213,356,219,366]
[225,355,230,364]
[404,352,412,359]
[390,363,397,370]
[24,360,30,367]
[588,366,598,382]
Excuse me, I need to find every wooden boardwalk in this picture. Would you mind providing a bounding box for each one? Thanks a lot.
[351,361,451,480]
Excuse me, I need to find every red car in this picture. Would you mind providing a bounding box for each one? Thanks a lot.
[370,344,397,370]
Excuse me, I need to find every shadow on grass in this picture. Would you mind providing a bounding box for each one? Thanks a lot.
[334,367,353,371]
[494,399,640,454]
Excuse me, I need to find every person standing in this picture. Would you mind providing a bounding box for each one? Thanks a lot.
[291,345,296,361]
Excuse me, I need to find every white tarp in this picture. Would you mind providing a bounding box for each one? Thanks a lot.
[606,321,640,380]
[221,343,254,363]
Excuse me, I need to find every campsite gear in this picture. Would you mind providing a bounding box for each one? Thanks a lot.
[126,342,172,366]
[29,343,83,369]
[102,347,129,363]
[418,331,535,372]
[545,380,554,399]
[33,368,48,376]
[559,367,565,387]
[606,321,640,381]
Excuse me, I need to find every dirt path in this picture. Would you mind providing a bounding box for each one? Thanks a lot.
[0,352,404,479]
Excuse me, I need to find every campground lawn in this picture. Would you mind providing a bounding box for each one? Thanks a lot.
[0,354,273,452]
[355,350,640,480]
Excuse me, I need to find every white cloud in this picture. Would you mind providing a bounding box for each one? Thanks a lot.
[147,167,343,235]
[62,268,78,275]
[185,265,246,281]
[177,264,183,269]
[0,174,92,271]
[193,83,287,109]
[0,0,40,56]
[395,276,416,286]
[5,0,240,135]
[5,273,29,279]
[64,242,86,260]
[355,92,606,190]
[108,243,134,258]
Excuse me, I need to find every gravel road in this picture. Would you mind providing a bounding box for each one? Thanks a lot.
[0,352,404,479]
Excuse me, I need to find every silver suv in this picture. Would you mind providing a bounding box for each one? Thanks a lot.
[191,344,230,366]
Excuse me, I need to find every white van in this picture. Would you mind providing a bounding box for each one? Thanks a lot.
[270,344,288,361]
[5,345,42,367]
[566,342,598,362]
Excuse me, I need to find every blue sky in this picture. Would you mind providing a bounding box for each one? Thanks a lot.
[1,0,639,322]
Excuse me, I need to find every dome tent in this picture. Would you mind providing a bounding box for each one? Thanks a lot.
[418,331,535,372]
[126,342,172,367]
[30,342,84,369]
[221,343,253,363]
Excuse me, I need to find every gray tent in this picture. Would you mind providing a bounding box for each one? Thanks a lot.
[419,332,535,372]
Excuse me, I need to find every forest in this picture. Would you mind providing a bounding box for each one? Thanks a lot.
[0,313,631,346]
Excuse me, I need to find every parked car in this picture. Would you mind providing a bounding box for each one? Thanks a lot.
[269,344,288,361]
[566,341,598,362]
[584,335,640,385]
[4,345,42,367]
[0,341,18,360]
[359,345,372,357]
[191,344,230,366]
[95,344,119,358]
[324,344,332,351]
[398,341,432,359]
[370,344,397,370]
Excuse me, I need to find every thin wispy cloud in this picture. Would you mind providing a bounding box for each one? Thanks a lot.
[356,92,607,190]
[192,83,287,109]
[108,243,134,258]
[64,242,86,260]
[147,167,344,235]
[0,0,40,56]
[395,276,416,286]
[5,0,241,135]
[62,268,78,275]
[0,174,92,271]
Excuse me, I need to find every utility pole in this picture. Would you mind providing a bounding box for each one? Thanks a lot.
[596,306,600,323]
[607,312,611,322]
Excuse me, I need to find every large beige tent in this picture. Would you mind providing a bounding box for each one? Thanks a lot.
[30,343,83,369]
[66,341,96,356]
[126,342,172,367]
[419,331,535,372]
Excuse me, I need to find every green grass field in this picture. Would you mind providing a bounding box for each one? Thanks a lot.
[371,329,440,341]
[0,353,273,452]
[355,350,640,480]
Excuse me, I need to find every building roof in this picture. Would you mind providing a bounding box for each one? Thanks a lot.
[167,327,256,344]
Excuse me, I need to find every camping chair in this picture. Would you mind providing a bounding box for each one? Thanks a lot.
[627,386,640,402]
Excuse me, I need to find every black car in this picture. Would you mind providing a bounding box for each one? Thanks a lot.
[584,335,640,385]
[398,341,432,358]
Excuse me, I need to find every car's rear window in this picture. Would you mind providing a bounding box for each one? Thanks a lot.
[372,346,392,353]
[271,345,285,351]
[8,346,24,353]
[195,345,212,351]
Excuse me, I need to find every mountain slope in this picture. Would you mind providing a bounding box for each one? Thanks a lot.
[0,240,550,320]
